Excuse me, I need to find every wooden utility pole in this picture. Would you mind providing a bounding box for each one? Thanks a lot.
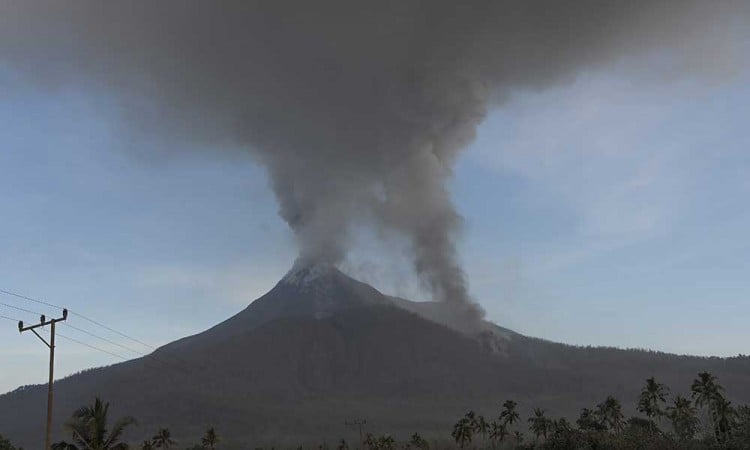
[345,418,367,449]
[19,309,67,450]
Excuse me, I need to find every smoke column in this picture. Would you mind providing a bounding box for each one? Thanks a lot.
[1,1,747,322]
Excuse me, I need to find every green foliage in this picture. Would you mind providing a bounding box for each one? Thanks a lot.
[38,370,750,450]
[474,414,489,441]
[596,396,625,433]
[528,408,550,440]
[151,428,175,448]
[451,414,473,448]
[377,435,395,450]
[729,404,750,446]
[667,395,699,441]
[0,435,18,450]
[453,372,749,449]
[500,400,520,427]
[201,426,219,449]
[409,432,429,449]
[637,376,669,422]
[691,371,736,444]
[576,407,605,431]
[362,433,395,450]
[53,397,136,450]
[489,420,508,447]
[51,443,78,450]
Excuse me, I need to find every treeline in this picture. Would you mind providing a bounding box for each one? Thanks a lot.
[2,372,749,449]
[444,371,750,449]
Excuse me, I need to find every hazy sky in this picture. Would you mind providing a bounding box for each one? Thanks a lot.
[1,54,750,393]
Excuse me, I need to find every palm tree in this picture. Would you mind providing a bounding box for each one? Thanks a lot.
[0,435,19,450]
[475,415,489,442]
[152,428,175,448]
[713,396,736,443]
[409,432,429,450]
[576,408,604,431]
[53,397,136,450]
[691,372,724,409]
[451,418,473,448]
[141,441,155,450]
[488,421,508,448]
[596,396,625,433]
[691,371,727,442]
[363,433,377,450]
[51,444,79,450]
[201,426,219,449]
[551,418,571,436]
[500,400,520,427]
[528,408,549,440]
[734,404,750,443]
[377,435,395,450]
[464,410,477,428]
[666,395,699,441]
[637,377,669,423]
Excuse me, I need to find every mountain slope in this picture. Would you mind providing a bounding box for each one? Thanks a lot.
[164,262,393,351]
[1,264,749,448]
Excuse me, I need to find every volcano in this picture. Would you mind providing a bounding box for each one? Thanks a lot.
[1,264,749,448]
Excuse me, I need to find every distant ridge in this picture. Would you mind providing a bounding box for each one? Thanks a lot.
[1,264,749,448]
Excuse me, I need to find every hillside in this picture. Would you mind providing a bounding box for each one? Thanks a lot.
[1,264,749,448]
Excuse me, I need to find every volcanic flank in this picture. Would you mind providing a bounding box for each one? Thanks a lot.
[1,266,749,447]
[163,261,496,352]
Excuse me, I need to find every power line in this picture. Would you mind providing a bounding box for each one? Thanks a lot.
[68,311,155,350]
[0,287,194,373]
[61,322,145,357]
[61,321,190,374]
[1,312,129,363]
[0,301,43,317]
[0,288,61,311]
[57,333,128,361]
[57,331,188,375]
[0,287,155,350]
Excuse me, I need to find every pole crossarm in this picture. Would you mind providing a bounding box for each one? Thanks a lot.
[18,308,68,333]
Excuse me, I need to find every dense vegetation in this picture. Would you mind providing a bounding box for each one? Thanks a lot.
[444,372,750,449]
[2,371,747,449]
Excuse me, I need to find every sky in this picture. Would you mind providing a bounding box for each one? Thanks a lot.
[1,60,749,394]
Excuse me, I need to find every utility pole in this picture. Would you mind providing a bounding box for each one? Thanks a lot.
[345,418,366,449]
[19,308,67,450]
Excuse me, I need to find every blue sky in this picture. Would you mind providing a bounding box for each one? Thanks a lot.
[1,65,749,394]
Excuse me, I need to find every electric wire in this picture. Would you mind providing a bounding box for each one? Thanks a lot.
[0,301,43,317]
[61,323,146,357]
[0,288,61,311]
[0,287,155,349]
[56,333,129,361]
[68,311,155,350]
[58,323,191,373]
[0,287,194,374]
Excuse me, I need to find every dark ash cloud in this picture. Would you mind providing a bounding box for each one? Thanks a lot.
[2,1,747,323]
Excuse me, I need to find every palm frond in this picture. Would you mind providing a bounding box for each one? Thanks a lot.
[104,416,138,447]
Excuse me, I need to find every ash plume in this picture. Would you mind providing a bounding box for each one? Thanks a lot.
[1,1,747,323]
